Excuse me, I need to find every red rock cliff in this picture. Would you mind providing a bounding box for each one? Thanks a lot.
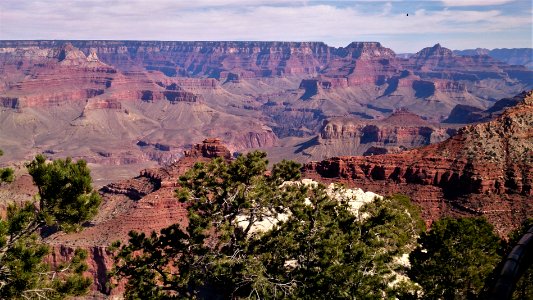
[44,139,233,296]
[303,91,533,236]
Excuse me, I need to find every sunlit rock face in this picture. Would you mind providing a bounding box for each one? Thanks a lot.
[236,179,383,234]
[303,91,533,237]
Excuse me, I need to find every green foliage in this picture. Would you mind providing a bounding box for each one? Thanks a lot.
[0,167,14,183]
[0,153,99,298]
[27,154,101,232]
[254,192,424,299]
[0,149,14,183]
[0,204,92,299]
[409,217,502,299]
[112,152,425,299]
[53,249,92,296]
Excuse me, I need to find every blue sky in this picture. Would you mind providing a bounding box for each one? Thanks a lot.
[0,0,531,52]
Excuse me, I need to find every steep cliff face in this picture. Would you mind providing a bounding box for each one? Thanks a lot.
[444,91,530,124]
[404,43,527,83]
[0,45,211,108]
[303,91,533,236]
[410,43,455,70]
[0,44,117,108]
[0,43,279,176]
[290,42,529,121]
[0,40,332,78]
[318,42,398,87]
[0,41,531,177]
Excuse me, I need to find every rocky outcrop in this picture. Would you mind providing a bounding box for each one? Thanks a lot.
[297,109,457,159]
[317,42,398,87]
[0,44,118,108]
[299,79,322,100]
[303,91,533,236]
[403,44,528,83]
[46,245,115,295]
[44,139,232,295]
[443,104,484,124]
[411,43,454,64]
[99,176,159,200]
[85,99,122,110]
[229,130,278,149]
[162,90,201,103]
[184,138,232,159]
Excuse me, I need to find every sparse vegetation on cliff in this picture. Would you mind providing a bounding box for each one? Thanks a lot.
[0,149,14,184]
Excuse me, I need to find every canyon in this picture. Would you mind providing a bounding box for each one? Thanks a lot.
[0,38,530,296]
[303,91,533,237]
[35,90,531,296]
[0,41,531,186]
[44,139,235,296]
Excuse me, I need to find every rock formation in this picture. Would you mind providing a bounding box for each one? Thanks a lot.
[44,139,232,295]
[0,41,530,184]
[0,43,278,183]
[303,91,533,236]
[454,48,533,70]
[184,138,232,159]
[444,91,530,124]
[295,109,458,159]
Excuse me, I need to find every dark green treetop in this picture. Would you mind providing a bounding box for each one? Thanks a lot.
[27,154,101,232]
[409,217,502,299]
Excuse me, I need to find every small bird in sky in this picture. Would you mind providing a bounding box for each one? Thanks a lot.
[406,13,409,16]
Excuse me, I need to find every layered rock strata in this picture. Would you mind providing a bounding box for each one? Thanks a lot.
[296,109,458,159]
[303,91,533,236]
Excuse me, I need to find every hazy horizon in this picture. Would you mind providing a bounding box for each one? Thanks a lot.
[0,38,531,54]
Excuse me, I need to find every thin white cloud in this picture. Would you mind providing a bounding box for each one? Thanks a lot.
[441,0,515,6]
[381,2,393,15]
[0,0,530,52]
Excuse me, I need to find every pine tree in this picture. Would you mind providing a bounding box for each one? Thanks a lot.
[409,217,502,299]
[0,154,100,298]
[111,152,425,299]
[27,154,101,232]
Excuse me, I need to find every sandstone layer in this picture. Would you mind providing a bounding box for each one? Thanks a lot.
[295,109,459,160]
[303,91,533,236]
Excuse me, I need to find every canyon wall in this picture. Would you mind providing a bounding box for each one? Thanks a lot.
[303,91,533,236]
